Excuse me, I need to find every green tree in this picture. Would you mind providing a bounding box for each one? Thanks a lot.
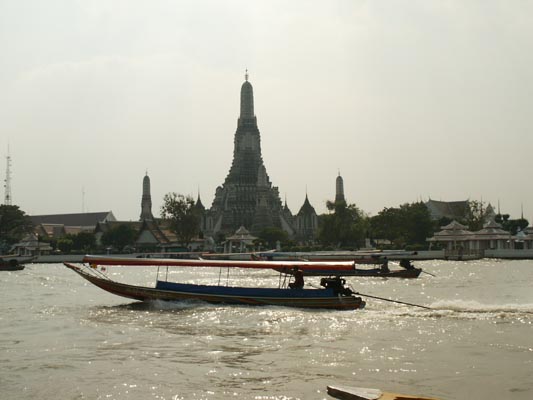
[436,216,453,230]
[72,231,97,252]
[101,224,137,251]
[400,202,434,246]
[318,200,367,249]
[258,227,289,249]
[57,236,74,253]
[463,200,491,231]
[369,207,404,245]
[495,214,528,235]
[160,193,200,246]
[369,202,434,248]
[0,205,33,252]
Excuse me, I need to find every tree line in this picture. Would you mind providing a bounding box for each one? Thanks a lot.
[0,197,528,254]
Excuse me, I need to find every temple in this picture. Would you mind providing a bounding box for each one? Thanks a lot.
[139,172,154,221]
[335,172,345,204]
[203,74,296,237]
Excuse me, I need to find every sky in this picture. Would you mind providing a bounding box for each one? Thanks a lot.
[1,0,532,222]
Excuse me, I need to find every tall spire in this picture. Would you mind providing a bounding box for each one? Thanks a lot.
[3,145,12,205]
[140,171,154,221]
[225,74,263,186]
[335,172,345,203]
[240,71,254,119]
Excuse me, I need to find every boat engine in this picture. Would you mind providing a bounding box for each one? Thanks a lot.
[320,277,353,296]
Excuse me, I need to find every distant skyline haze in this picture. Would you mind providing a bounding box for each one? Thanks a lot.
[1,1,532,222]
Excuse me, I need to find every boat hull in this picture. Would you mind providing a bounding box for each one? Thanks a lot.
[0,255,32,271]
[0,264,25,271]
[64,263,365,310]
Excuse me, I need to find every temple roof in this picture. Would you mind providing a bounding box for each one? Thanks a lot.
[31,211,116,227]
[195,194,205,210]
[297,195,316,216]
[473,220,510,237]
[227,226,257,241]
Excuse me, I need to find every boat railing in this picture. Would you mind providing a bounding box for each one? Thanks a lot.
[81,263,113,281]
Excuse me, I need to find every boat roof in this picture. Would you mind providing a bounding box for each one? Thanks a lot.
[83,255,355,271]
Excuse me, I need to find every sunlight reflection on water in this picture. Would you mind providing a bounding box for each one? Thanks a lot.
[1,260,532,399]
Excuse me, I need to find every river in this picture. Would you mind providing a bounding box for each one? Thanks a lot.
[1,259,532,399]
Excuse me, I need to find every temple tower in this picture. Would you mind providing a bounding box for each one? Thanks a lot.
[139,172,154,221]
[335,172,345,203]
[207,73,291,236]
[3,146,12,205]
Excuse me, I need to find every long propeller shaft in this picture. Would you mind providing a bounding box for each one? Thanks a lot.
[354,291,431,310]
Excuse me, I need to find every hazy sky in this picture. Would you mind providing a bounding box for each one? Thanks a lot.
[1,1,532,222]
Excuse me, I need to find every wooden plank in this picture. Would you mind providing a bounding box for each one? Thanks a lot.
[327,385,440,400]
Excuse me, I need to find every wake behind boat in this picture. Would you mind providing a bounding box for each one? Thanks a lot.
[64,256,366,310]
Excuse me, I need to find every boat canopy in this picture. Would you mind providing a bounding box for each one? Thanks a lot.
[83,255,355,271]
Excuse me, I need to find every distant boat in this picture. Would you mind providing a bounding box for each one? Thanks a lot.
[201,251,423,278]
[0,255,33,271]
[290,258,423,278]
[64,255,366,310]
[257,250,418,264]
[294,266,423,278]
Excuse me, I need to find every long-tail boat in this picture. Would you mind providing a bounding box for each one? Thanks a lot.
[64,255,366,310]
[295,266,422,278]
[0,255,33,271]
[256,250,417,263]
[253,251,423,278]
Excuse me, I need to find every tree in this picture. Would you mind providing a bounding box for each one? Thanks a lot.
[495,213,510,224]
[464,200,491,231]
[495,214,528,235]
[258,227,289,249]
[0,205,33,252]
[318,201,367,249]
[57,236,74,253]
[369,202,434,248]
[369,207,404,245]
[72,231,96,252]
[160,193,200,246]
[101,224,137,251]
[399,202,434,246]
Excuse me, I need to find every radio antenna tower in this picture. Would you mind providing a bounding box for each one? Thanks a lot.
[4,145,12,205]
[82,186,86,213]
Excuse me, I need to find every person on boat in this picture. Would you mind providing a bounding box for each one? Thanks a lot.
[399,259,415,270]
[289,267,304,289]
[380,258,390,273]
